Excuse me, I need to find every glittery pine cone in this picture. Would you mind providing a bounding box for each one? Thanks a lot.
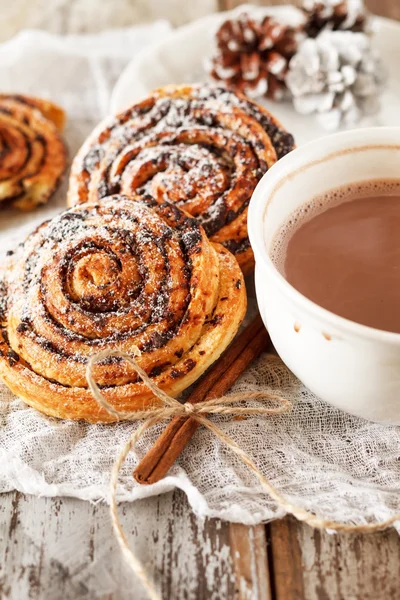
[302,0,369,38]
[286,30,387,130]
[207,12,302,101]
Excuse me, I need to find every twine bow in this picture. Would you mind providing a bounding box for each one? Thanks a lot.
[87,349,400,600]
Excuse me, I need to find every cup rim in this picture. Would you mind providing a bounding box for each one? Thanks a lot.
[248,126,400,345]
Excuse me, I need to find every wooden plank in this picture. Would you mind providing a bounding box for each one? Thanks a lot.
[219,0,293,9]
[0,489,272,599]
[269,519,305,600]
[220,0,400,20]
[366,0,400,20]
[270,516,400,600]
[229,523,271,600]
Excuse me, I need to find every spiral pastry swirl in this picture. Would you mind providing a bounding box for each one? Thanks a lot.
[68,84,294,273]
[0,94,67,211]
[0,195,246,422]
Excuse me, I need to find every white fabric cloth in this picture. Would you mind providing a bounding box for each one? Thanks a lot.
[0,27,399,531]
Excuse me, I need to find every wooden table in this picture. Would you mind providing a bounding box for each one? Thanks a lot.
[0,2,399,599]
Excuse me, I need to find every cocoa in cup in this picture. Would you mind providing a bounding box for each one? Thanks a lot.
[248,127,400,424]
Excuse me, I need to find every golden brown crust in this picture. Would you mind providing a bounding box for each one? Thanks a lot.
[67,83,294,274]
[0,95,66,132]
[0,94,67,211]
[0,195,246,423]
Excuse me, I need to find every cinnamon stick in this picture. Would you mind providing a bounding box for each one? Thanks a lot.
[133,317,270,485]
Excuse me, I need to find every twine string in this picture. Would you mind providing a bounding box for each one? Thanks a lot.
[86,349,400,600]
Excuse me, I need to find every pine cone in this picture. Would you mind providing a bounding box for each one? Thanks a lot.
[286,31,387,130]
[207,12,301,101]
[302,0,368,38]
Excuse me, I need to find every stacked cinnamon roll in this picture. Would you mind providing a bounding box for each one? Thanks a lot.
[0,84,294,422]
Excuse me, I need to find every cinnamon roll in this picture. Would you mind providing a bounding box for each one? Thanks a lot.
[68,84,294,273]
[0,94,67,210]
[0,195,246,423]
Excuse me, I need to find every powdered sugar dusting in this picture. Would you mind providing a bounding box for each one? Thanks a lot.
[1,196,219,390]
[70,84,295,262]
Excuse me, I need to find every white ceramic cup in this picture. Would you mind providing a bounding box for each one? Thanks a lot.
[248,127,400,424]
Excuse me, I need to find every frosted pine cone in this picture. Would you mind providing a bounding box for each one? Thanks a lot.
[286,31,387,130]
[302,0,369,38]
[206,12,302,101]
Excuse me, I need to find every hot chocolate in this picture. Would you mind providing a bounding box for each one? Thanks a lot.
[272,180,400,333]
